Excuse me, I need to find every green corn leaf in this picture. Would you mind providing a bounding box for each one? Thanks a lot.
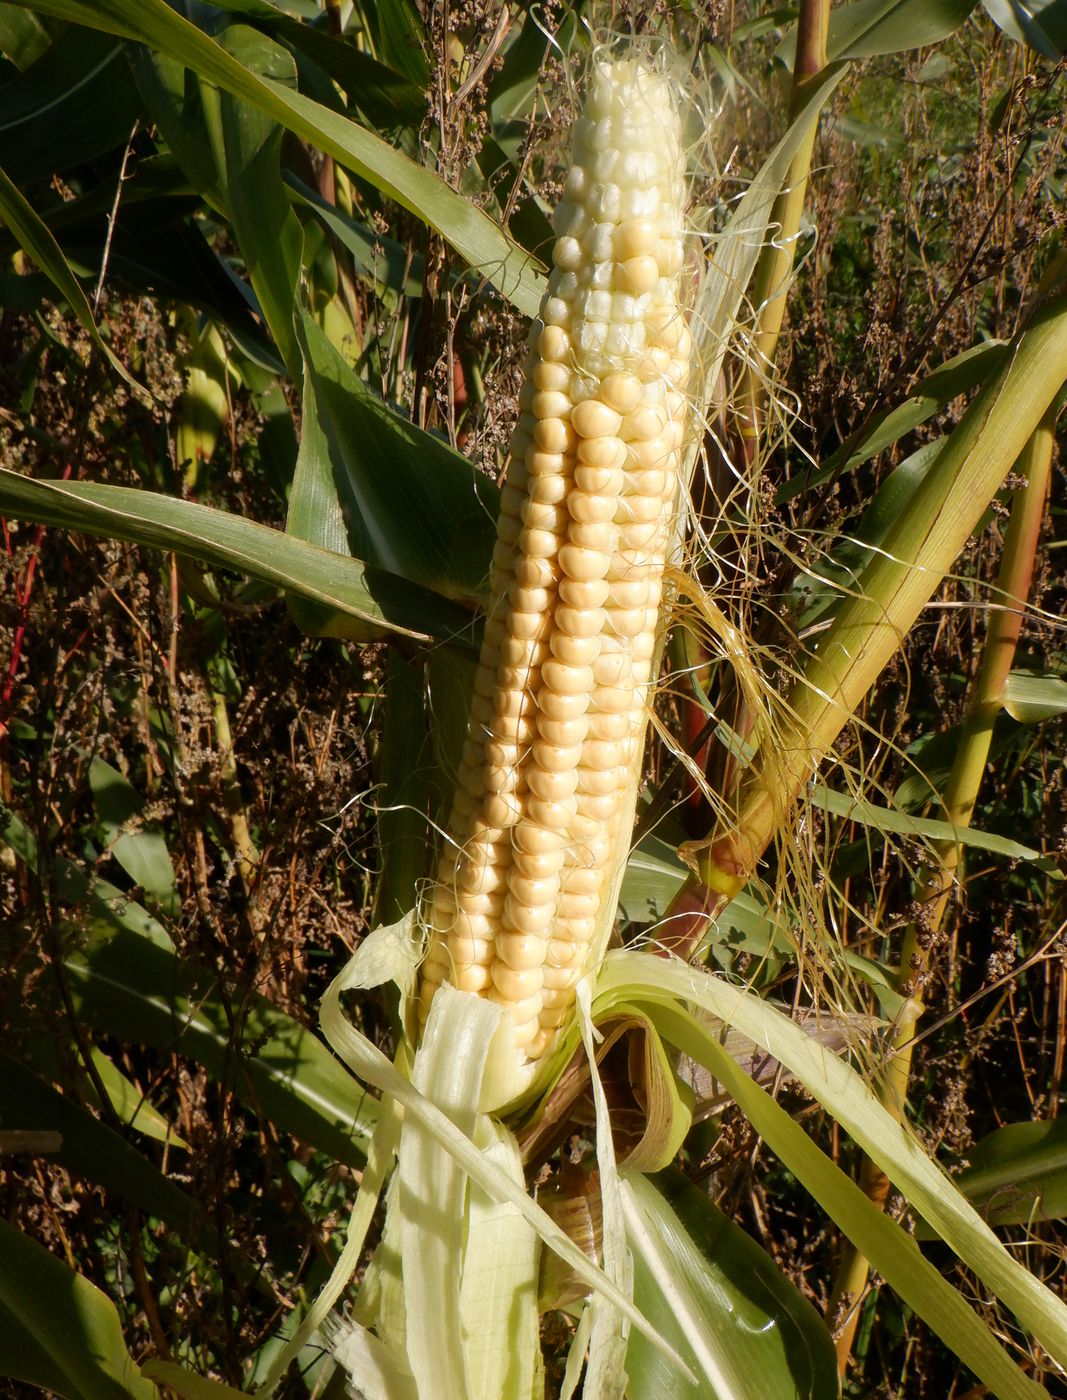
[983,0,1067,57]
[941,1118,1067,1229]
[810,781,1059,871]
[0,468,479,643]
[289,313,497,610]
[779,0,981,64]
[65,930,379,1166]
[0,1218,158,1400]
[4,0,546,315]
[89,756,179,915]
[1002,670,1067,722]
[0,161,136,387]
[623,1170,838,1400]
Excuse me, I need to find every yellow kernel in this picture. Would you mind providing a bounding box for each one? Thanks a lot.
[614,219,656,260]
[538,690,590,722]
[522,498,567,531]
[507,609,546,641]
[555,604,604,638]
[533,361,571,392]
[453,963,492,993]
[558,577,610,609]
[609,578,651,608]
[621,405,667,442]
[574,464,624,495]
[568,522,616,553]
[503,895,554,934]
[518,527,561,559]
[571,398,623,440]
[526,766,579,802]
[526,449,567,476]
[578,763,624,796]
[512,845,566,879]
[490,962,544,1006]
[509,583,552,614]
[529,474,570,506]
[628,468,670,496]
[549,632,600,666]
[532,739,584,771]
[576,792,616,821]
[558,544,611,583]
[534,418,576,454]
[600,372,643,415]
[542,660,594,695]
[533,389,572,420]
[554,915,597,944]
[498,513,521,545]
[620,254,660,295]
[459,890,506,918]
[483,784,521,821]
[553,235,583,271]
[576,435,626,469]
[546,938,584,967]
[592,684,637,713]
[558,891,599,918]
[568,491,617,525]
[582,738,627,770]
[512,822,566,854]
[615,494,663,525]
[498,636,542,670]
[526,794,578,827]
[484,764,521,794]
[561,864,602,896]
[507,873,558,907]
[618,520,664,550]
[539,324,569,361]
[497,933,548,971]
[537,716,587,747]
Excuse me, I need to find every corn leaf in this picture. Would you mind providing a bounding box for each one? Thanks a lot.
[0,1054,216,1254]
[944,1118,1067,1229]
[596,952,1067,1383]
[1003,670,1067,722]
[779,0,980,64]
[779,340,1009,502]
[623,1171,838,1400]
[0,468,479,644]
[0,1218,158,1400]
[89,757,179,915]
[983,0,1067,57]
[0,25,138,182]
[0,160,136,387]
[810,781,1059,871]
[289,312,497,613]
[65,930,379,1166]
[4,0,546,316]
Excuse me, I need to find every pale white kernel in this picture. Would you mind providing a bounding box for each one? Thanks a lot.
[553,236,583,272]
[541,297,570,328]
[518,527,561,560]
[526,449,568,477]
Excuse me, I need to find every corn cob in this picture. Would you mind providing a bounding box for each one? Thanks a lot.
[418,51,691,1096]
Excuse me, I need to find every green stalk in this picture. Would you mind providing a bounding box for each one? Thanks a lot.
[735,0,829,461]
[664,269,1067,951]
[828,409,1056,1368]
[211,687,259,895]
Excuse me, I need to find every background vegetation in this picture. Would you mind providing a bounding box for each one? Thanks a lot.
[1,1,1065,1397]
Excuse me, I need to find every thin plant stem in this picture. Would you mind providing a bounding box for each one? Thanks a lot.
[829,408,1056,1369]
